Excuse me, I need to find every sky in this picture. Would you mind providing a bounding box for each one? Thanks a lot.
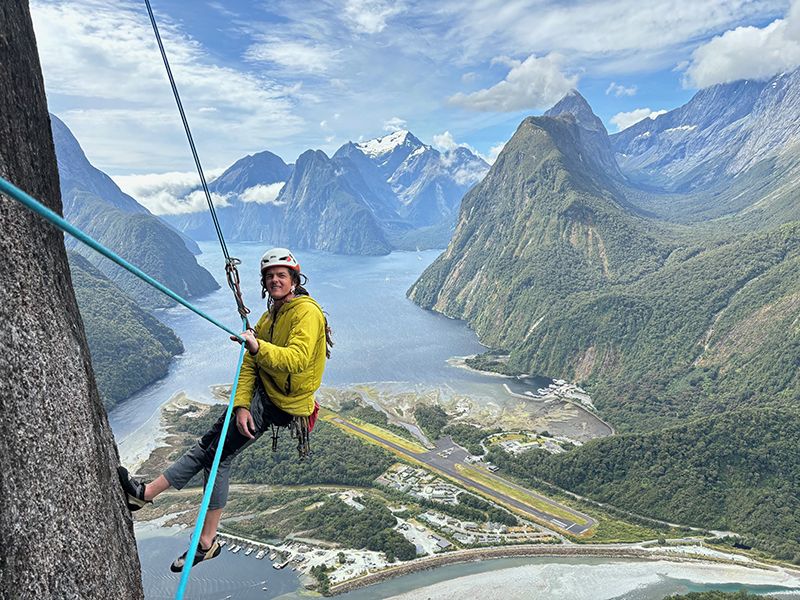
[29,0,800,212]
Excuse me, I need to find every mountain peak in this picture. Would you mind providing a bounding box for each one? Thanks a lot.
[544,90,607,134]
[355,129,422,158]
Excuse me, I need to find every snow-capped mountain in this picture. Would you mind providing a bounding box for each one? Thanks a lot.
[338,129,489,228]
[166,129,488,254]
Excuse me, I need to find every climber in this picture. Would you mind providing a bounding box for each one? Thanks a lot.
[118,248,332,572]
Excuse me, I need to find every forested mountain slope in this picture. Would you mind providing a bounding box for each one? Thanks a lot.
[490,408,800,561]
[410,87,800,559]
[68,253,183,409]
[409,110,673,356]
[411,90,799,431]
[52,115,218,308]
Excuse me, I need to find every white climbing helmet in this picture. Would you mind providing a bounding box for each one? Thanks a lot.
[260,247,300,272]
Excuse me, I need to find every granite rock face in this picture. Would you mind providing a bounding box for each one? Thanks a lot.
[0,3,144,598]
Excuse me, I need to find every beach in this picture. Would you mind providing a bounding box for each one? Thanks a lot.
[382,559,800,600]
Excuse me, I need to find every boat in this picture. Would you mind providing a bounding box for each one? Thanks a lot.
[231,546,241,554]
[218,540,227,548]
[273,558,290,569]
[245,547,254,556]
[269,552,276,560]
[255,550,265,559]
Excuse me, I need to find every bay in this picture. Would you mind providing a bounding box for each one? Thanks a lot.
[110,243,488,440]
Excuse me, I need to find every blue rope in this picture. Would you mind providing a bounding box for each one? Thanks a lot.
[0,176,244,343]
[2,175,252,594]
[175,327,247,599]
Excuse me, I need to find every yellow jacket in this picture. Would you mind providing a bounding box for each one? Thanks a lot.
[233,295,327,416]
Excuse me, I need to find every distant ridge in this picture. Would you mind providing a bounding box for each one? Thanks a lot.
[166,129,489,253]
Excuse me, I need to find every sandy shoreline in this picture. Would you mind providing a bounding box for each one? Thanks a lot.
[117,390,222,472]
[329,544,800,596]
[383,557,800,600]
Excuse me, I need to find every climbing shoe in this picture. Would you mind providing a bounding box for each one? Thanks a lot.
[170,539,221,572]
[117,466,150,512]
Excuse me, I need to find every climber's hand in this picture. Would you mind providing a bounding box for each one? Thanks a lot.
[235,407,256,439]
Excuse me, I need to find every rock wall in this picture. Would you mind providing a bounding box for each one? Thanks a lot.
[0,2,144,598]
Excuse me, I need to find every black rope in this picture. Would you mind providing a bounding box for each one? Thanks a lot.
[144,0,250,327]
[143,0,230,261]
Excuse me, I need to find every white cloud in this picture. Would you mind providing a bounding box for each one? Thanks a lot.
[433,131,507,168]
[239,183,286,205]
[684,1,800,88]
[343,0,404,34]
[452,164,488,186]
[244,39,338,74]
[610,108,668,131]
[431,131,490,183]
[30,0,303,173]
[605,81,638,96]
[449,53,578,112]
[383,117,408,132]
[438,1,782,72]
[112,169,227,214]
[487,142,506,164]
[432,131,459,152]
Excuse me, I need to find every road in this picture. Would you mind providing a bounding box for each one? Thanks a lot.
[331,418,597,535]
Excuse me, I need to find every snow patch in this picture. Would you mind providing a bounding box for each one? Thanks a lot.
[356,130,410,157]
[664,125,697,134]
[408,145,426,159]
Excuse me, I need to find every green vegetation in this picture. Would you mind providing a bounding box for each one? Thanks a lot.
[489,409,800,560]
[309,564,331,595]
[414,404,499,454]
[464,351,518,376]
[338,397,419,444]
[414,404,449,440]
[455,463,588,527]
[69,252,183,408]
[300,496,416,561]
[337,419,428,454]
[171,408,395,487]
[445,424,501,455]
[219,490,415,562]
[457,493,518,526]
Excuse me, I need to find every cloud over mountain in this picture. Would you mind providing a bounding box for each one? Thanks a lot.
[449,54,578,111]
[684,0,800,88]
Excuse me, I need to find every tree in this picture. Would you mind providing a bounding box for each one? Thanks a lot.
[0,2,143,597]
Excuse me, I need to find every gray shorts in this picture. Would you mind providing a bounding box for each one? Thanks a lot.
[163,382,292,509]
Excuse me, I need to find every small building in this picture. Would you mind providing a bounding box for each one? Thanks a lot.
[435,538,452,550]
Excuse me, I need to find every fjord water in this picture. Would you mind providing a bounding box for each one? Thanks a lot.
[112,243,800,600]
[109,242,488,438]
